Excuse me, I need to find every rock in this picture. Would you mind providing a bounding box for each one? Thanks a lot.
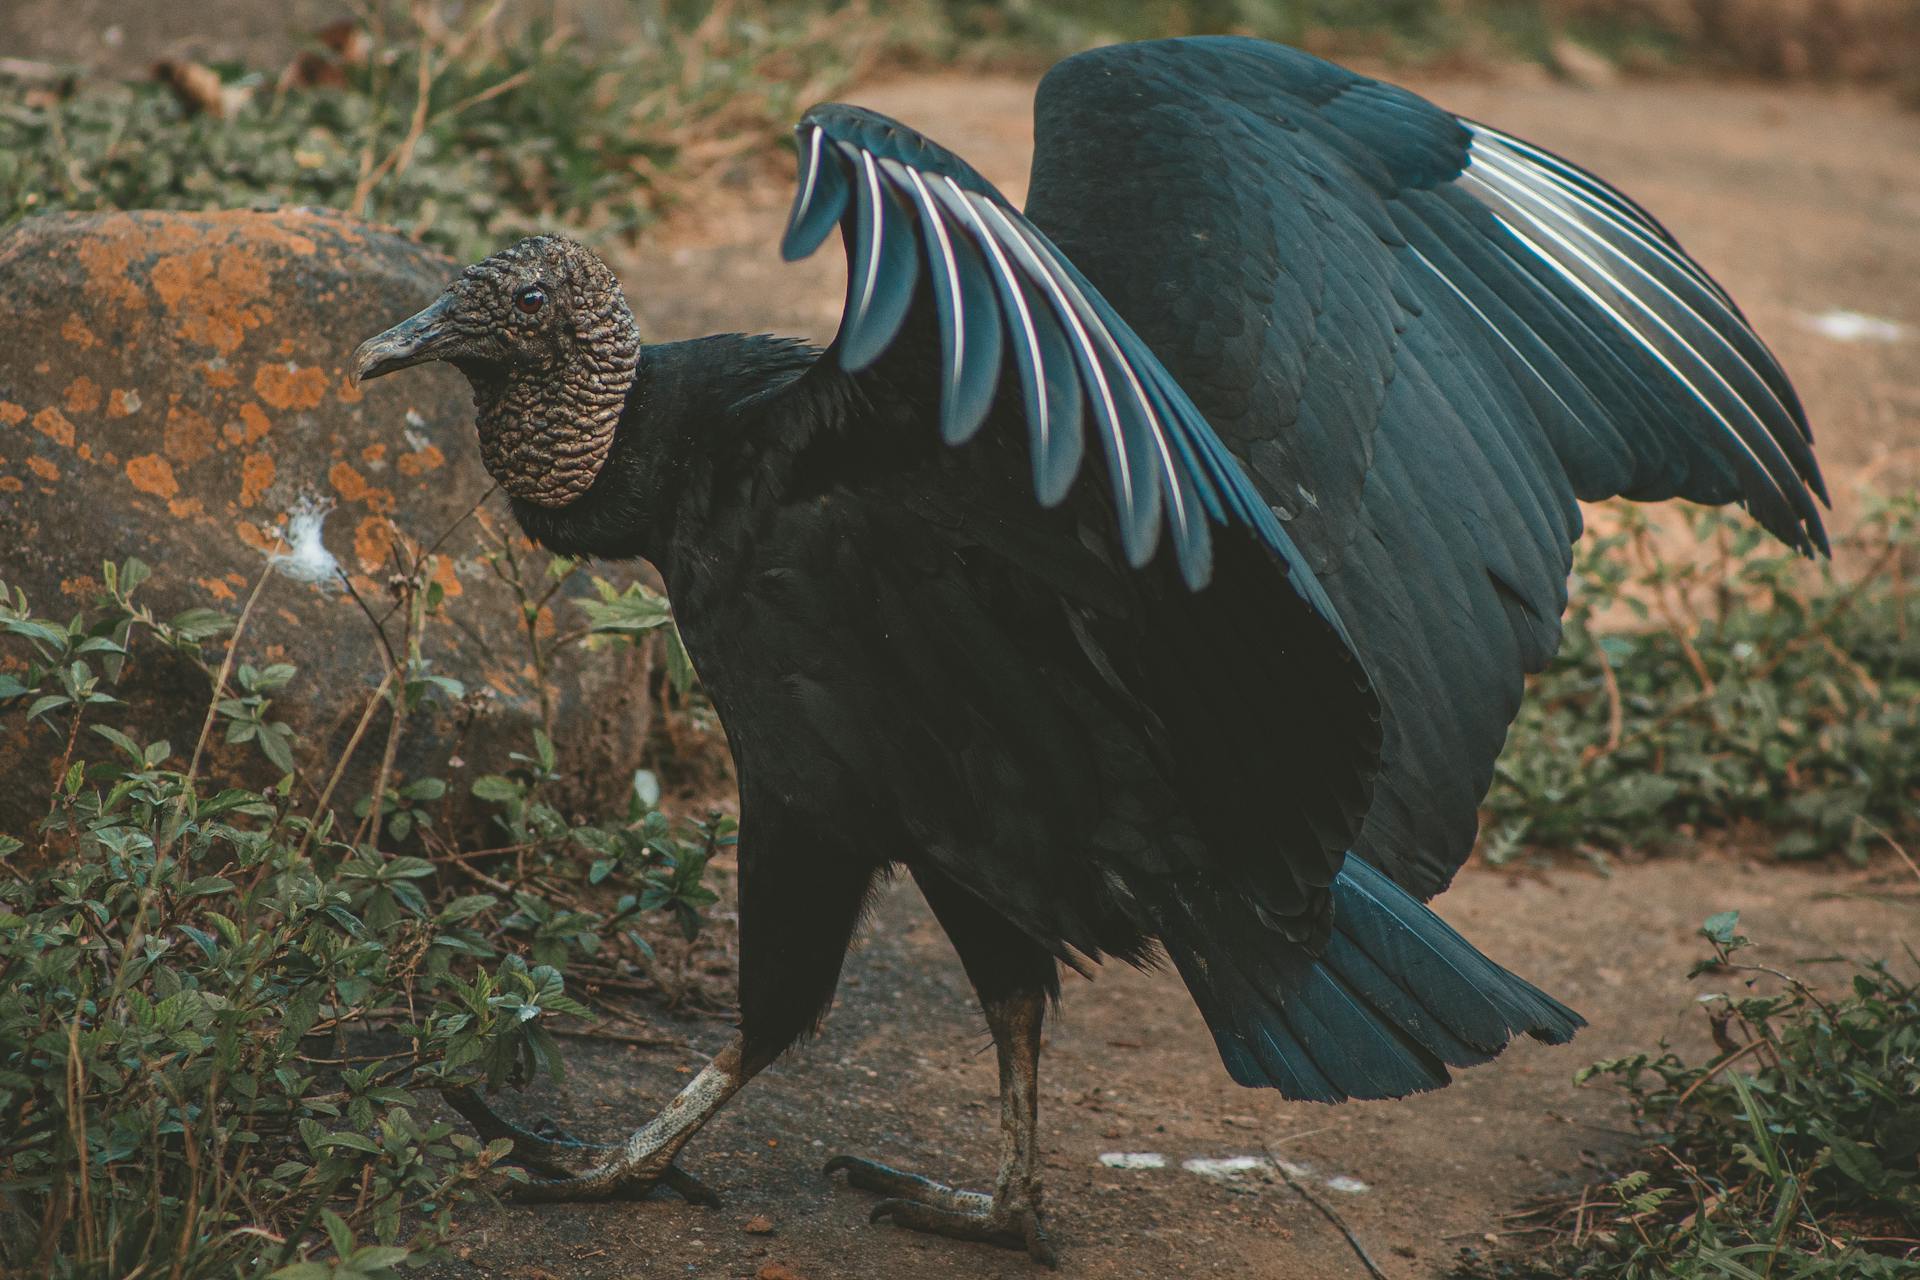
[741,1214,776,1235]
[0,208,652,836]
[755,1264,807,1280]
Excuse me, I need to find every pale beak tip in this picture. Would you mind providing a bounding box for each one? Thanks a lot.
[351,294,455,385]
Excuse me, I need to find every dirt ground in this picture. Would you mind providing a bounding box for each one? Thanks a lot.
[409,70,1920,1280]
[431,859,1915,1280]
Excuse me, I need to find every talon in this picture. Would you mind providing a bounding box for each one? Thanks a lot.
[530,1115,586,1147]
[833,1149,1052,1261]
[660,1164,723,1207]
[1024,1218,1060,1269]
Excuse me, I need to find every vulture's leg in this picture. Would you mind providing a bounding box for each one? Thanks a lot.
[828,866,1060,1266]
[497,837,879,1204]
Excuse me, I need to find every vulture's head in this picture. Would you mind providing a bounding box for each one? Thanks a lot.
[353,235,640,508]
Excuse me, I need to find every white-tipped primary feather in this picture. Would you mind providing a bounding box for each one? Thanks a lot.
[853,149,888,325]
[887,161,969,411]
[998,214,1198,550]
[934,175,1056,465]
[977,197,1137,517]
[1465,140,1797,437]
[1460,173,1782,502]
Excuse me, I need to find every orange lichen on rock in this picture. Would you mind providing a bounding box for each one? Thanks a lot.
[33,406,76,448]
[0,477,22,493]
[164,404,218,466]
[330,460,371,502]
[239,451,276,507]
[328,460,394,511]
[107,389,141,418]
[254,362,330,411]
[361,442,388,466]
[200,361,240,390]
[149,238,275,354]
[75,228,151,318]
[396,443,446,477]
[430,553,464,598]
[336,372,363,404]
[60,314,98,349]
[125,453,179,499]
[231,402,273,445]
[60,576,99,598]
[168,497,206,520]
[27,456,60,482]
[197,576,237,602]
[0,402,26,426]
[353,516,394,572]
[62,376,102,415]
[233,520,278,553]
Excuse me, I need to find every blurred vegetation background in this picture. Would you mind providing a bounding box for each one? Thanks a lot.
[4,0,1918,259]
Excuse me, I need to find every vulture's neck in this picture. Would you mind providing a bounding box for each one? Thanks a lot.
[505,333,844,583]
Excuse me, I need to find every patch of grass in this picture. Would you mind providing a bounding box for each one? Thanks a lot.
[0,1,920,260]
[1452,908,1920,1278]
[0,538,725,1277]
[1485,494,1920,866]
[6,0,1913,263]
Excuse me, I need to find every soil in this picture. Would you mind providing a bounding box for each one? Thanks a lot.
[433,858,1915,1280]
[421,71,1919,1280]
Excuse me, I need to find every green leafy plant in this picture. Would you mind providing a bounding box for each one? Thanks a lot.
[0,550,722,1279]
[1486,494,1920,865]
[0,1,922,260]
[1454,907,1920,1279]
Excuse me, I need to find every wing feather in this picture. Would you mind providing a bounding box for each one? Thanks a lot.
[782,103,1345,607]
[1023,37,1827,899]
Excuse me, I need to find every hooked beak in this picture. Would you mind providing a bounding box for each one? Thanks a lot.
[352,293,457,383]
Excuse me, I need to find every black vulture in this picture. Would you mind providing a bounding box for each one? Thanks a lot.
[353,36,1826,1264]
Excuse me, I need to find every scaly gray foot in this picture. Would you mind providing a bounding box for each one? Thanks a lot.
[825,1154,1057,1267]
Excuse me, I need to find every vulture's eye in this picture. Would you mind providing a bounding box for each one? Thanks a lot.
[514,287,546,315]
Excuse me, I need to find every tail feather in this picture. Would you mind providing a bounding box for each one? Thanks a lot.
[1163,856,1583,1103]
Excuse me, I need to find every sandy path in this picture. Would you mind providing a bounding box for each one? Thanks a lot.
[436,857,1912,1280]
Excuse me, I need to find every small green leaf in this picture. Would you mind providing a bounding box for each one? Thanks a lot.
[471,775,521,803]
[1702,911,1741,945]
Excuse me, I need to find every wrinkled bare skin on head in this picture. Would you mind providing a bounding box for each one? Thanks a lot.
[435,236,640,507]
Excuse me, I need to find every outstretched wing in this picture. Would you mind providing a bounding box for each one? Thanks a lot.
[1021,38,1827,899]
[781,103,1347,636]
[776,101,1385,952]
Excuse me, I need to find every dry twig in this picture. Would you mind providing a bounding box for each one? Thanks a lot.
[1262,1143,1388,1280]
